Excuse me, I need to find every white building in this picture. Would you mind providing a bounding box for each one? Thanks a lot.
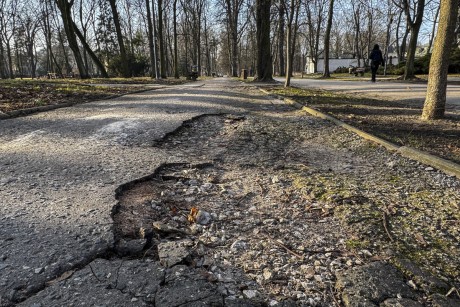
[306,55,400,74]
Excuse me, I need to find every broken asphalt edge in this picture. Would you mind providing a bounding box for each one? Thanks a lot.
[257,87,460,180]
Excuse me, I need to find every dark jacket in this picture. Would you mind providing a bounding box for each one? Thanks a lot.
[369,49,384,66]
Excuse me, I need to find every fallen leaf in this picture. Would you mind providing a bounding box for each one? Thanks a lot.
[188,207,199,223]
[45,270,75,286]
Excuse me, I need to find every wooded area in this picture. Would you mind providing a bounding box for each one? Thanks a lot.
[0,0,458,119]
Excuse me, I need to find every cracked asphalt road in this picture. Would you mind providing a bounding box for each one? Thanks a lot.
[0,78,279,305]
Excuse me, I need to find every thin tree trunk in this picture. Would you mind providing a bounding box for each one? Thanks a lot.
[79,0,88,71]
[278,2,285,76]
[225,0,240,77]
[322,0,334,78]
[204,16,211,76]
[173,0,179,78]
[352,6,361,66]
[6,42,14,78]
[0,41,5,78]
[422,0,459,120]
[146,0,156,78]
[44,0,54,73]
[108,0,130,77]
[157,0,167,78]
[151,0,159,78]
[15,40,22,78]
[285,0,300,87]
[231,21,238,77]
[27,41,36,78]
[427,6,440,54]
[57,29,72,74]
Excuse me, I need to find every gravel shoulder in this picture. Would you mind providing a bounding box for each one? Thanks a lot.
[1,79,459,306]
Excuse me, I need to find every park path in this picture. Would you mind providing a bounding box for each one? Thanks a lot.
[0,78,273,305]
[1,78,459,306]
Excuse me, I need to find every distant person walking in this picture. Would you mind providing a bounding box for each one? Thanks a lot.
[369,44,384,82]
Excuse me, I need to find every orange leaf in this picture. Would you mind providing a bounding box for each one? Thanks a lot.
[188,207,199,223]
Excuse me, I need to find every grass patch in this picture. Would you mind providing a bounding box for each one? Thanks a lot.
[0,78,156,113]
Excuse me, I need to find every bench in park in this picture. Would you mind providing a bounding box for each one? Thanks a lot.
[349,66,365,76]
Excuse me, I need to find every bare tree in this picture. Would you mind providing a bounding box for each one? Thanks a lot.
[55,0,89,78]
[0,0,18,78]
[284,0,301,87]
[304,0,326,73]
[181,0,205,75]
[221,0,246,77]
[277,1,286,76]
[173,0,179,78]
[157,0,167,78]
[394,9,409,62]
[108,0,130,77]
[17,10,40,78]
[395,0,426,80]
[421,0,459,119]
[145,0,156,78]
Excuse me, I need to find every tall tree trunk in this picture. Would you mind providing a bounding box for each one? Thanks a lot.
[173,0,179,78]
[421,0,459,120]
[395,10,403,61]
[278,2,285,76]
[352,5,361,63]
[146,0,156,78]
[151,0,160,78]
[15,40,22,78]
[43,0,55,74]
[225,0,240,77]
[108,0,130,78]
[78,0,88,72]
[399,27,409,62]
[0,41,5,78]
[195,0,203,76]
[6,42,14,79]
[322,0,334,78]
[124,0,135,55]
[27,41,36,78]
[157,0,167,78]
[285,0,300,87]
[230,20,238,77]
[55,0,89,79]
[254,0,273,81]
[204,16,211,76]
[57,29,72,74]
